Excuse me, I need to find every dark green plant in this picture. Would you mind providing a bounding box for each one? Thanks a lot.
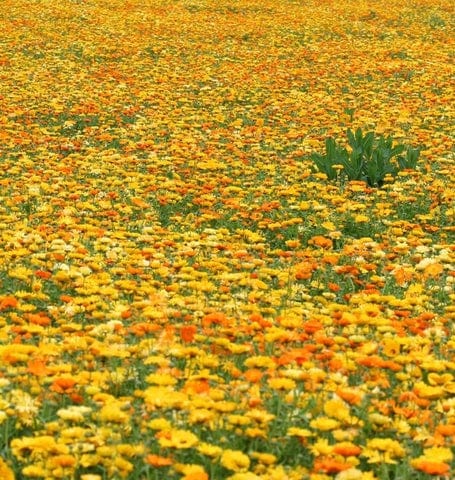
[310,137,349,180]
[309,128,421,187]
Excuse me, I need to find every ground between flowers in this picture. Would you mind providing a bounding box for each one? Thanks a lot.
[0,0,454,479]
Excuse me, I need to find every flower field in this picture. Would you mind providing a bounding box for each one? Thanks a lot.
[0,0,454,478]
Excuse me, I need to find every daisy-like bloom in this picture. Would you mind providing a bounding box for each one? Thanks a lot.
[145,454,172,467]
[197,442,222,458]
[0,457,14,480]
[335,468,377,480]
[11,436,69,461]
[268,377,296,391]
[57,405,92,422]
[410,459,450,475]
[220,449,250,472]
[310,416,341,431]
[250,451,277,465]
[98,403,129,423]
[156,429,199,449]
[361,438,406,464]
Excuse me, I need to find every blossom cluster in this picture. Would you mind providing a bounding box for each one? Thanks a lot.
[0,0,453,479]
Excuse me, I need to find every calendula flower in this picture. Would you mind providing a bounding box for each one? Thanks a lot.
[156,429,199,449]
[98,403,129,423]
[0,457,14,480]
[250,452,277,465]
[310,416,341,431]
[335,468,377,480]
[220,449,250,472]
[197,442,222,458]
[268,377,296,391]
[410,458,450,475]
[57,405,92,422]
[361,438,406,464]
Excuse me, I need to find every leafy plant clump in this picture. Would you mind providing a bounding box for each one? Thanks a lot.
[310,127,421,187]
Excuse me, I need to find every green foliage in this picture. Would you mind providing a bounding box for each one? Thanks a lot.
[310,128,421,187]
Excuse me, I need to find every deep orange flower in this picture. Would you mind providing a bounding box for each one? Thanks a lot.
[201,312,228,327]
[303,320,323,334]
[412,459,450,475]
[333,443,362,457]
[313,457,350,473]
[34,270,52,279]
[436,424,455,436]
[180,325,197,343]
[26,313,51,326]
[51,377,77,393]
[145,454,173,467]
[0,296,18,310]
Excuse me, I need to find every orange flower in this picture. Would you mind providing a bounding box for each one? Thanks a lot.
[129,322,160,336]
[244,369,263,383]
[313,457,350,473]
[436,424,455,436]
[411,459,450,475]
[303,319,323,334]
[333,442,362,457]
[27,358,50,376]
[180,325,197,343]
[0,456,14,480]
[34,270,52,279]
[0,296,18,310]
[26,313,51,326]
[183,379,210,395]
[309,235,333,249]
[201,312,228,327]
[183,473,209,480]
[51,377,77,393]
[131,197,149,209]
[145,454,173,467]
[336,387,363,406]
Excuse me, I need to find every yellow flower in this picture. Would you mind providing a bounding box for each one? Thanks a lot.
[98,403,129,423]
[244,356,276,369]
[22,465,47,477]
[323,399,350,421]
[287,427,313,439]
[57,405,92,422]
[148,418,172,431]
[413,382,445,400]
[197,442,222,458]
[227,414,251,426]
[268,377,296,391]
[335,468,377,480]
[251,452,277,465]
[362,438,405,464]
[11,436,69,460]
[310,438,333,456]
[145,373,178,385]
[310,416,341,431]
[157,429,199,449]
[227,473,260,480]
[220,449,250,472]
[422,446,453,463]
